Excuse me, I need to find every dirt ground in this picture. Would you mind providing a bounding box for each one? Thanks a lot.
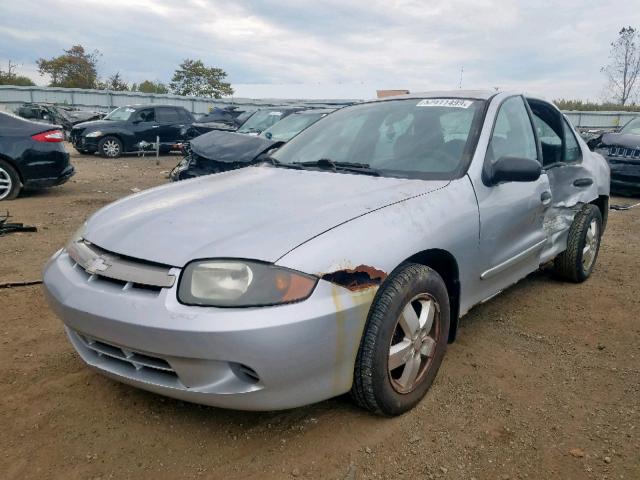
[1,144,639,479]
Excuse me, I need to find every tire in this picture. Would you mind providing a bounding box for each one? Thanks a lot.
[351,263,450,416]
[98,136,123,158]
[553,204,602,282]
[0,159,21,201]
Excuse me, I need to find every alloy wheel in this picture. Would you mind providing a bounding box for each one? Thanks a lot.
[388,293,440,394]
[582,219,599,270]
[0,166,13,200]
[103,139,120,157]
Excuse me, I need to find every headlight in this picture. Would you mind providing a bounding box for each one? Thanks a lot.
[178,260,318,307]
[85,131,102,138]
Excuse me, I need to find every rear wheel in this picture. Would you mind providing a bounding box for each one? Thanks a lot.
[0,159,20,201]
[351,263,450,416]
[553,204,602,282]
[98,136,123,158]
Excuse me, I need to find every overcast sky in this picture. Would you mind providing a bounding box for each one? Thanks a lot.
[1,0,639,100]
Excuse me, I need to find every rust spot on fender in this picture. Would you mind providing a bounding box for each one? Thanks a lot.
[321,264,387,291]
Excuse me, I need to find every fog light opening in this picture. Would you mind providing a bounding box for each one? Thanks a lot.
[232,363,260,384]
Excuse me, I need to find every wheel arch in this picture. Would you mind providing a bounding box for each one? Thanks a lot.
[590,195,609,231]
[0,153,24,185]
[404,248,460,343]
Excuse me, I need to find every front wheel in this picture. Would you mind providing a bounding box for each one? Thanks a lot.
[98,136,123,158]
[553,204,603,282]
[351,263,450,416]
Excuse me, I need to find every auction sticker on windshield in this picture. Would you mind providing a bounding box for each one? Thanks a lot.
[416,99,473,108]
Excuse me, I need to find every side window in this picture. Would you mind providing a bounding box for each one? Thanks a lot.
[562,118,582,163]
[487,97,538,163]
[135,109,155,123]
[178,108,193,122]
[156,107,180,123]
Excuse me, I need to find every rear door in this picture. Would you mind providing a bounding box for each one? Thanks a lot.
[156,107,182,145]
[472,95,551,299]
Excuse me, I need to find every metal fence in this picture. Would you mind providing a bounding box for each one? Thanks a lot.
[1,85,638,129]
[0,85,356,114]
[563,111,638,130]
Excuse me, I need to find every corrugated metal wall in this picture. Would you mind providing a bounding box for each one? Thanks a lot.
[0,85,356,114]
[1,86,638,128]
[563,111,638,129]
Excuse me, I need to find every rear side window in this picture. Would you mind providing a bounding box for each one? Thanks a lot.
[156,107,181,123]
[563,118,581,163]
[487,96,538,163]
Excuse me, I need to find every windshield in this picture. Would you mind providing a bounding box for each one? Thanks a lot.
[621,117,640,135]
[259,112,326,142]
[270,98,486,178]
[104,107,135,121]
[237,110,287,134]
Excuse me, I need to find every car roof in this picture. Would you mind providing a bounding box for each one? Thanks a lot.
[123,104,187,110]
[374,90,498,101]
[292,108,336,115]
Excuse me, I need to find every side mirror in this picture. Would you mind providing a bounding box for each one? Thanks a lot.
[491,156,541,184]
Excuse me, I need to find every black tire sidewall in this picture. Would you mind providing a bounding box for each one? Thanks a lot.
[367,264,450,415]
[98,136,122,158]
[575,206,603,281]
[0,159,21,201]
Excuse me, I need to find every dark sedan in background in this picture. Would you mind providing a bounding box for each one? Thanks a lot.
[70,104,195,158]
[590,116,640,195]
[0,111,74,201]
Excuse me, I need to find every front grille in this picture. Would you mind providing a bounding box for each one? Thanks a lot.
[77,333,177,378]
[67,240,175,292]
[608,146,640,159]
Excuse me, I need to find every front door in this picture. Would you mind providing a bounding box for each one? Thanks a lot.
[472,95,551,300]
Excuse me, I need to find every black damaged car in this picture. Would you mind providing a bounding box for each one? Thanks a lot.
[0,111,74,201]
[70,104,195,158]
[590,117,640,195]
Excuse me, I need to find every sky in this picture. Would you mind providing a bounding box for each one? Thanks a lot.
[1,0,639,101]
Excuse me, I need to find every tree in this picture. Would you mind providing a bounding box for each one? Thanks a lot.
[601,27,640,106]
[134,80,169,94]
[0,61,36,86]
[98,72,129,91]
[37,45,100,89]
[169,59,233,98]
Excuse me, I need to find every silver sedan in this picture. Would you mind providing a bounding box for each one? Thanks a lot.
[43,91,610,415]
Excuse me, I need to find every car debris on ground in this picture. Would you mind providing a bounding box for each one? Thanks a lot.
[0,211,37,236]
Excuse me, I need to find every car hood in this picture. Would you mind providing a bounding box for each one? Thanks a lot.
[84,166,448,267]
[190,130,277,163]
[72,119,125,131]
[600,132,640,149]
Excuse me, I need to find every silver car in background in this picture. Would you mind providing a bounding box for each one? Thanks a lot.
[43,91,609,416]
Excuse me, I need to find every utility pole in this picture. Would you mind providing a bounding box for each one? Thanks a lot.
[459,66,464,89]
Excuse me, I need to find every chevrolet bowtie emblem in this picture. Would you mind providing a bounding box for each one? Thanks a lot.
[86,257,110,273]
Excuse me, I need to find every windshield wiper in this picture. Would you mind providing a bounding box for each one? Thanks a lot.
[293,158,380,176]
[264,157,304,170]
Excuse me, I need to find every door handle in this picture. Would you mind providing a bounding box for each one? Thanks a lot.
[541,191,552,206]
[573,178,593,188]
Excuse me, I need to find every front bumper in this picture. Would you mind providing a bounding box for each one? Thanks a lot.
[606,158,640,195]
[43,249,374,410]
[72,135,99,152]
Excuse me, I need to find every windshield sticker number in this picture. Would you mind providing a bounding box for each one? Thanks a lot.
[269,112,283,116]
[416,99,473,108]
[125,108,136,113]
